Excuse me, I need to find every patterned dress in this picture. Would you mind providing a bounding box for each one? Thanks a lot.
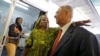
[25,28,58,56]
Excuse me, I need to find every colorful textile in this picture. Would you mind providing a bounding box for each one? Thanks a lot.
[25,28,58,56]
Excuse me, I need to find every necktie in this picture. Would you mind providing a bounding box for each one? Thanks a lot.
[50,29,62,56]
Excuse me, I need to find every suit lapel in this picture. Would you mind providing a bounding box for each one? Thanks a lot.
[54,25,74,55]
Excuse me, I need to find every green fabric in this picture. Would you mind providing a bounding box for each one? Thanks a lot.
[25,28,58,56]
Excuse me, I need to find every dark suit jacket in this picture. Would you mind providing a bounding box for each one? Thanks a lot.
[52,25,99,56]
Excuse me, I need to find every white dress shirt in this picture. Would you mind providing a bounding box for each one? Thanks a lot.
[59,22,71,40]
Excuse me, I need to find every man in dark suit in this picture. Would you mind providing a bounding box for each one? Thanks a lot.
[50,5,99,56]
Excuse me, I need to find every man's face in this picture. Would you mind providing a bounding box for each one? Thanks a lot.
[55,7,71,27]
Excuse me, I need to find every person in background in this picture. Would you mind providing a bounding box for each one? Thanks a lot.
[6,17,24,56]
[50,5,99,56]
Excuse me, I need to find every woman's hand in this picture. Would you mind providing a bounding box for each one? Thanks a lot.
[19,32,24,36]
[72,20,91,26]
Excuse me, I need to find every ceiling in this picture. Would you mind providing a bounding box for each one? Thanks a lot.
[51,0,100,20]
[1,0,99,34]
[21,0,100,34]
[0,0,40,17]
[50,0,100,34]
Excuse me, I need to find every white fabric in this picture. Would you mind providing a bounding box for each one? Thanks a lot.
[60,22,71,40]
[18,32,30,47]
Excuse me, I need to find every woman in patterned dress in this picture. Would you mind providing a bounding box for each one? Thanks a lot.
[21,15,58,56]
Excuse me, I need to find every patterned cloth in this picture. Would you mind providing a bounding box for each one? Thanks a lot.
[25,28,58,56]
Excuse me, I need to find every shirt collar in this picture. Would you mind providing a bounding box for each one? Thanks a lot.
[60,22,71,33]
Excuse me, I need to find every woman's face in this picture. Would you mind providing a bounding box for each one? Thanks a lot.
[39,15,49,28]
[17,18,23,25]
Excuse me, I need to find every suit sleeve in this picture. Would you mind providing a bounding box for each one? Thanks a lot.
[79,33,100,56]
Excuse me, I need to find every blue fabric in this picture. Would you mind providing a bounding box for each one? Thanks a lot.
[1,46,7,56]
[15,47,23,56]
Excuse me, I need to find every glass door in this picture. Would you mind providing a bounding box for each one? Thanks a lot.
[0,0,16,55]
[1,0,41,56]
[0,0,11,44]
